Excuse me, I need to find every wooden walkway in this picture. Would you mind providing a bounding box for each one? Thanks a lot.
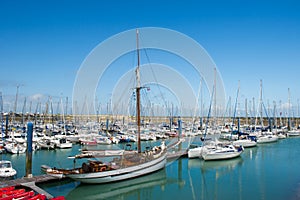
[167,150,187,160]
[0,174,60,199]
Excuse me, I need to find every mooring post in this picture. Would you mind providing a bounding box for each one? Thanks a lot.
[178,118,182,138]
[106,118,109,134]
[5,114,8,137]
[26,122,33,178]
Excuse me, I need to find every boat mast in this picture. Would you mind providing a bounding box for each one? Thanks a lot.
[288,88,291,130]
[213,67,217,127]
[136,29,141,153]
[259,79,263,128]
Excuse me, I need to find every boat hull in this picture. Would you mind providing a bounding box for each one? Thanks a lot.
[202,150,242,161]
[66,154,167,184]
[233,140,257,148]
[257,135,278,143]
[188,147,203,158]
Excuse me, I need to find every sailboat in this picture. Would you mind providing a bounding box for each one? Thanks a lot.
[255,80,279,143]
[231,81,257,148]
[200,84,244,161]
[64,29,167,184]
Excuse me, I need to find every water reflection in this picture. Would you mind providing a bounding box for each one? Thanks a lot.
[188,157,244,200]
[66,169,168,200]
[188,157,243,171]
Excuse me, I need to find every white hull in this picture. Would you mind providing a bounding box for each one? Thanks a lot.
[188,147,203,158]
[277,133,287,139]
[202,145,243,161]
[56,142,73,149]
[66,154,166,184]
[233,139,257,148]
[0,160,17,178]
[4,143,26,154]
[287,130,300,137]
[202,151,242,161]
[37,139,56,150]
[257,135,278,143]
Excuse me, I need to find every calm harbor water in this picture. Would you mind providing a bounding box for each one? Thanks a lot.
[2,137,300,200]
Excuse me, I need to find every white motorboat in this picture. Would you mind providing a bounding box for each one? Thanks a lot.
[36,138,56,150]
[0,160,17,179]
[53,137,73,149]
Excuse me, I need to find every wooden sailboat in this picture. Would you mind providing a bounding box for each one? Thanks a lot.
[64,29,167,184]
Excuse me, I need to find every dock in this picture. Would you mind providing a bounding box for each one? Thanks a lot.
[0,174,61,199]
[167,150,188,160]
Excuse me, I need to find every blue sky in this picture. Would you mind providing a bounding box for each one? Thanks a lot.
[1,0,300,115]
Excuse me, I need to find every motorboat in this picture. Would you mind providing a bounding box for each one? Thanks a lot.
[0,160,17,179]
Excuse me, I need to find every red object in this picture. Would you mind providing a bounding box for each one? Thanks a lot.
[0,190,34,200]
[50,196,65,200]
[0,187,15,193]
[0,189,26,197]
[28,193,47,200]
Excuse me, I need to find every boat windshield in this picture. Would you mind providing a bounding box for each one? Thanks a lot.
[0,162,11,168]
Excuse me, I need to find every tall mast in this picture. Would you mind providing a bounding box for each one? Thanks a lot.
[13,85,20,124]
[136,29,141,153]
[288,88,291,130]
[245,98,248,125]
[260,79,263,127]
[213,67,217,126]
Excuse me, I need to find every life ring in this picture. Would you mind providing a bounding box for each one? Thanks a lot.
[100,166,106,172]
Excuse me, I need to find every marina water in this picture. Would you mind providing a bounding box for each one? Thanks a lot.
[2,137,300,200]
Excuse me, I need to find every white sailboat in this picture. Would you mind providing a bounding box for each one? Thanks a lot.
[54,97,73,149]
[64,29,167,184]
[201,144,244,161]
[231,81,257,148]
[255,80,279,144]
[200,81,244,161]
[233,137,257,148]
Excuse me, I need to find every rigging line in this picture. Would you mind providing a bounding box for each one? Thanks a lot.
[138,37,169,113]
[114,73,136,115]
[140,86,151,116]
[222,96,231,125]
[192,77,202,125]
[231,81,240,132]
[203,85,215,139]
